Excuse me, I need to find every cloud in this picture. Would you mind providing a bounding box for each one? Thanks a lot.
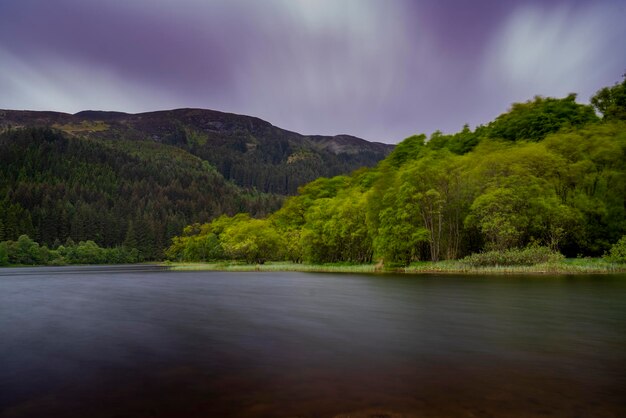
[0,49,180,113]
[481,3,626,104]
[1,0,624,142]
[0,0,421,140]
[230,1,415,136]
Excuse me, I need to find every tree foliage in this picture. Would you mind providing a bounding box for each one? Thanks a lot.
[0,128,283,260]
[169,87,626,266]
[485,94,598,142]
[591,74,626,121]
[0,235,139,266]
[0,241,8,266]
[604,235,626,264]
[3,87,616,267]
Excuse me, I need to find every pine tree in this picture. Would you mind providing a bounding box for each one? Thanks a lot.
[135,216,156,260]
[124,221,138,250]
[0,242,8,266]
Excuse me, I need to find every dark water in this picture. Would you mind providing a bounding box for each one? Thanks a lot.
[1,266,625,418]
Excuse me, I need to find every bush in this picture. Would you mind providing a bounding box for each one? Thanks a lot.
[461,246,564,267]
[48,255,67,266]
[60,241,141,264]
[0,237,141,266]
[604,236,626,263]
[7,235,44,265]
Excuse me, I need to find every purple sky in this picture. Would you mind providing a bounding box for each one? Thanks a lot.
[1,0,625,143]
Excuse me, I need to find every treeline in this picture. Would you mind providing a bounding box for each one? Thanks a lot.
[0,235,139,266]
[168,77,626,265]
[0,129,282,260]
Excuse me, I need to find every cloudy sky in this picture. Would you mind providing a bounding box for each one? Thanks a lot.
[1,0,625,143]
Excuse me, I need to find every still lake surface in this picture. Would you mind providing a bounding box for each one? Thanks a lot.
[1,266,625,417]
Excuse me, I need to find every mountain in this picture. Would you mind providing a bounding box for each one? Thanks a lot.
[0,128,285,259]
[0,108,392,259]
[0,108,394,194]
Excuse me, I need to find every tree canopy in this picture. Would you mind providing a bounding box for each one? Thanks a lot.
[169,85,626,265]
[591,73,626,121]
[0,128,282,260]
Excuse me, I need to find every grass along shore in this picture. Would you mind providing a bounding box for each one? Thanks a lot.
[165,261,378,273]
[165,258,626,274]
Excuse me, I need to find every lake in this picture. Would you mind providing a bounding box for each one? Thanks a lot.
[1,266,625,417]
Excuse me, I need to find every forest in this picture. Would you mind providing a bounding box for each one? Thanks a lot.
[0,128,282,262]
[167,76,626,266]
[2,77,625,267]
[0,107,392,265]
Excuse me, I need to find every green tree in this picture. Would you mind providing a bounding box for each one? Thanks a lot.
[69,241,106,264]
[543,122,626,255]
[220,218,284,264]
[181,233,222,261]
[486,94,598,142]
[395,150,466,261]
[0,242,8,266]
[165,78,626,263]
[300,199,335,263]
[466,188,527,251]
[385,134,426,167]
[10,235,42,265]
[428,124,480,154]
[299,189,373,263]
[374,203,429,265]
[591,74,626,120]
[282,228,303,263]
[123,221,138,249]
[604,235,626,263]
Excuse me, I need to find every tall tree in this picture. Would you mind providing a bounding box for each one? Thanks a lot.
[591,74,626,121]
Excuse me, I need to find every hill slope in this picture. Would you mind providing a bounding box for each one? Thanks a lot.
[0,128,283,259]
[0,108,393,194]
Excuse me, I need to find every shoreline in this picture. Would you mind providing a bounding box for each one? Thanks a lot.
[2,260,623,275]
[165,259,626,275]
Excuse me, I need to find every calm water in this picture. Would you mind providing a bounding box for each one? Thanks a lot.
[1,266,625,418]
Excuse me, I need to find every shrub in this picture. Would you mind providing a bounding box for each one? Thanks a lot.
[8,235,44,265]
[461,246,564,267]
[604,236,626,263]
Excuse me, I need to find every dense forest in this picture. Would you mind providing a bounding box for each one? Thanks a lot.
[0,129,281,260]
[168,76,626,265]
[0,109,392,264]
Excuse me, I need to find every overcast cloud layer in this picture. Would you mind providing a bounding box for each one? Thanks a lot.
[1,0,625,143]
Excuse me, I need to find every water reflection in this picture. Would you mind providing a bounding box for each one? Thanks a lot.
[1,269,625,417]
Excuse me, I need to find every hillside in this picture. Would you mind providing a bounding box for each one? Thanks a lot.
[0,128,285,259]
[0,108,393,194]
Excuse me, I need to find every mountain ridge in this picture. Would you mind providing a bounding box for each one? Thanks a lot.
[0,107,392,149]
[0,107,393,194]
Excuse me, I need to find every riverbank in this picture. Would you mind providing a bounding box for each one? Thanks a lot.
[166,258,626,274]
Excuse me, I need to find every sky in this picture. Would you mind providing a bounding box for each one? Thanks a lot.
[1,0,625,143]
